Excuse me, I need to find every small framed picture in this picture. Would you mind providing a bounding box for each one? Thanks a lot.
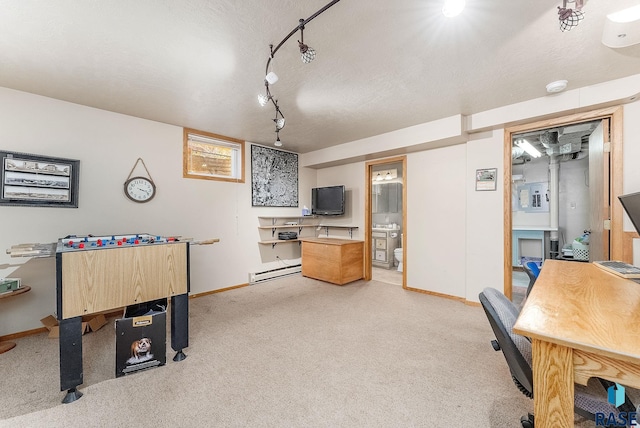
[0,150,80,208]
[476,168,497,191]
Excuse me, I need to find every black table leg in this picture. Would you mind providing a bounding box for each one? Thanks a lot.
[59,316,83,403]
[171,293,189,361]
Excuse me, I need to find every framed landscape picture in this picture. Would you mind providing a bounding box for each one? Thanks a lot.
[0,150,80,208]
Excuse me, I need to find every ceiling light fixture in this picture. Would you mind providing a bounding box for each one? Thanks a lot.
[602,4,640,48]
[384,172,393,180]
[298,19,317,64]
[257,93,271,106]
[258,0,342,147]
[442,0,465,18]
[558,0,585,32]
[546,80,568,93]
[273,100,285,131]
[515,138,542,158]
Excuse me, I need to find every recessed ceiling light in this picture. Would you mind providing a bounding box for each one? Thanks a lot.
[442,0,465,18]
[546,80,568,93]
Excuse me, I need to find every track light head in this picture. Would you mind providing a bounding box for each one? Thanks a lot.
[265,71,279,85]
[258,93,271,106]
[274,118,285,130]
[298,41,316,63]
[558,0,585,31]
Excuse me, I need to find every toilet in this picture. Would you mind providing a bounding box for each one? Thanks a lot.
[394,248,403,272]
[394,234,403,272]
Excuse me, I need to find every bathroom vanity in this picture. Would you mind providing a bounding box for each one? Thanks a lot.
[372,227,400,269]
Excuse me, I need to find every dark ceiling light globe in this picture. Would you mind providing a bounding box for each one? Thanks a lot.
[558,0,584,32]
[298,19,316,64]
[299,41,316,64]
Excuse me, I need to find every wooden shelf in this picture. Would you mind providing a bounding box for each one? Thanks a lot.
[0,285,31,354]
[0,285,31,300]
[258,239,301,248]
[317,225,359,239]
[257,216,319,247]
[257,225,317,230]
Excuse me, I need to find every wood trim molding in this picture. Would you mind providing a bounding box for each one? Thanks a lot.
[365,156,407,286]
[504,127,513,300]
[405,286,466,303]
[623,231,640,264]
[183,127,246,183]
[504,106,624,299]
[189,283,250,299]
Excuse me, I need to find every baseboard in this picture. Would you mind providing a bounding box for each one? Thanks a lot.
[404,286,466,303]
[189,283,249,299]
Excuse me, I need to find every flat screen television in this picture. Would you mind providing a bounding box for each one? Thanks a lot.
[311,185,345,216]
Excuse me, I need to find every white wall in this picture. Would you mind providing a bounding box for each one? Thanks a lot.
[465,131,504,302]
[409,145,467,296]
[3,80,640,337]
[558,156,590,246]
[315,163,365,240]
[303,77,640,304]
[0,87,316,336]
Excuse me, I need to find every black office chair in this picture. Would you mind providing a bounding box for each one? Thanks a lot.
[479,287,634,427]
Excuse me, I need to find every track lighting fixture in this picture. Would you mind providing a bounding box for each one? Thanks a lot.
[558,0,584,32]
[273,100,285,131]
[258,0,341,147]
[258,93,271,106]
[265,71,279,85]
[298,19,316,64]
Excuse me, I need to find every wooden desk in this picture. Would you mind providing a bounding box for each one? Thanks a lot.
[514,260,640,427]
[0,285,31,354]
[300,238,364,285]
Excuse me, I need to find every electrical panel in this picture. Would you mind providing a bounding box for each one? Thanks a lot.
[516,182,549,213]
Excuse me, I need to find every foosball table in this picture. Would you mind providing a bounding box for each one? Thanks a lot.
[54,233,190,403]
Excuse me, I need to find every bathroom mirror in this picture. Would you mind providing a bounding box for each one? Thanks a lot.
[372,182,400,214]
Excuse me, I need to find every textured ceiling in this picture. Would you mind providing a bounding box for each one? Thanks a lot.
[1,0,639,154]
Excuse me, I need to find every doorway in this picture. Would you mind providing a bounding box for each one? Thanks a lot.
[365,156,407,287]
[503,106,624,300]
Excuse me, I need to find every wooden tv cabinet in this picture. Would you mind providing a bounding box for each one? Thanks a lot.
[300,238,364,285]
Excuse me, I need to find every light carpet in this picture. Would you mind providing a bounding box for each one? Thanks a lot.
[0,275,597,427]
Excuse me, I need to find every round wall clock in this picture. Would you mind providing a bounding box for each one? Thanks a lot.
[124,176,156,203]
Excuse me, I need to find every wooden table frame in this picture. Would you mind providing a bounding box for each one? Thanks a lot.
[514,260,640,427]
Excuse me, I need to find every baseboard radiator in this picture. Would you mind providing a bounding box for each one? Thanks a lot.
[249,264,302,284]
